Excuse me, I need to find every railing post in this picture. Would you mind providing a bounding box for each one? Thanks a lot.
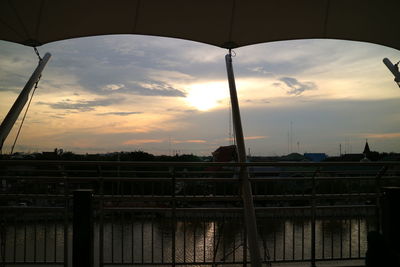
[0,219,5,267]
[311,168,320,267]
[73,189,94,267]
[62,168,69,267]
[170,167,176,267]
[98,165,104,267]
[375,166,388,233]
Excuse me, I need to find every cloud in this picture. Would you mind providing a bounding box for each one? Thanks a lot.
[245,136,268,140]
[38,98,122,112]
[244,98,270,104]
[103,84,125,91]
[225,136,268,142]
[98,81,186,97]
[248,66,274,76]
[129,81,186,97]
[123,139,164,145]
[166,108,197,113]
[172,139,207,144]
[278,77,317,95]
[97,111,142,116]
[363,133,400,139]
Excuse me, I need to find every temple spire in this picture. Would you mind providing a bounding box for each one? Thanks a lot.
[363,139,371,154]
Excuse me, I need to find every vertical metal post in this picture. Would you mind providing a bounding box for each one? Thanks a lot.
[170,167,176,267]
[375,166,388,233]
[98,166,104,267]
[310,168,319,267]
[0,53,51,151]
[73,190,94,267]
[225,53,262,267]
[63,173,69,267]
[0,218,5,267]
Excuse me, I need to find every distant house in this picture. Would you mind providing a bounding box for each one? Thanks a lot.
[304,153,328,162]
[212,145,237,162]
[280,153,307,161]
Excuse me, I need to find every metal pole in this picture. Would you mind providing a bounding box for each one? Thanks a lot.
[310,168,320,267]
[311,174,316,267]
[375,166,388,233]
[73,189,94,267]
[0,53,51,151]
[170,167,176,267]
[225,53,262,267]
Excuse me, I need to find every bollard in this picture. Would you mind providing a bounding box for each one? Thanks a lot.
[73,189,93,267]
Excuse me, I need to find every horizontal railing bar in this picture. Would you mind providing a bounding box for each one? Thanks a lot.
[93,193,377,201]
[0,206,65,211]
[0,204,374,213]
[97,193,376,200]
[4,170,395,178]
[102,204,375,212]
[0,192,377,200]
[250,176,381,181]
[102,262,363,266]
[0,176,241,182]
[0,194,71,199]
[0,262,64,265]
[1,159,399,167]
[0,204,374,214]
[2,175,399,183]
[100,195,241,201]
[102,261,251,265]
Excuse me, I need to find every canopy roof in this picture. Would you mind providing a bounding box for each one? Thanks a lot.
[0,0,399,50]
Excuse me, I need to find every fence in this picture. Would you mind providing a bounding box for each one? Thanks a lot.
[1,160,399,266]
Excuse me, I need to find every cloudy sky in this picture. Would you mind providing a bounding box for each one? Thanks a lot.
[0,35,399,156]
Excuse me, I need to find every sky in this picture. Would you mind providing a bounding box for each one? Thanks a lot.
[0,35,400,156]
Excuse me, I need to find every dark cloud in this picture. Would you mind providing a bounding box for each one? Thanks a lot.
[43,36,191,98]
[272,82,281,87]
[0,87,19,93]
[50,115,65,119]
[244,98,270,104]
[247,66,274,76]
[38,98,122,112]
[97,81,186,97]
[166,108,197,113]
[279,77,317,95]
[97,111,142,116]
[128,81,186,97]
[0,72,29,94]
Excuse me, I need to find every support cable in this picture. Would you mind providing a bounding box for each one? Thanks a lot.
[9,48,42,154]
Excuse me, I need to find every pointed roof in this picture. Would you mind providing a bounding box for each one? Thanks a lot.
[363,139,371,154]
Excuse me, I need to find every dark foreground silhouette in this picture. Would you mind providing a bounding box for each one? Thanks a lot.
[366,231,400,267]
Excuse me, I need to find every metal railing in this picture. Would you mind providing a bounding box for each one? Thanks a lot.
[1,160,399,266]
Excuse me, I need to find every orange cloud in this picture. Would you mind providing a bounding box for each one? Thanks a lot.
[364,133,400,139]
[123,139,164,145]
[172,139,207,144]
[225,136,268,142]
[245,136,268,140]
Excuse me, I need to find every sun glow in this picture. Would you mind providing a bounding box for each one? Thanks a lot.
[185,82,229,111]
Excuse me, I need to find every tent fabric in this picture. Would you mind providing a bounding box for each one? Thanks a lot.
[0,0,399,50]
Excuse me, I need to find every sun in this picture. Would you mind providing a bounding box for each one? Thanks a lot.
[185,82,229,111]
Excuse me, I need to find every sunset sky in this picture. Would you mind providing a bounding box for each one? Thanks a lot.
[1,35,399,156]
